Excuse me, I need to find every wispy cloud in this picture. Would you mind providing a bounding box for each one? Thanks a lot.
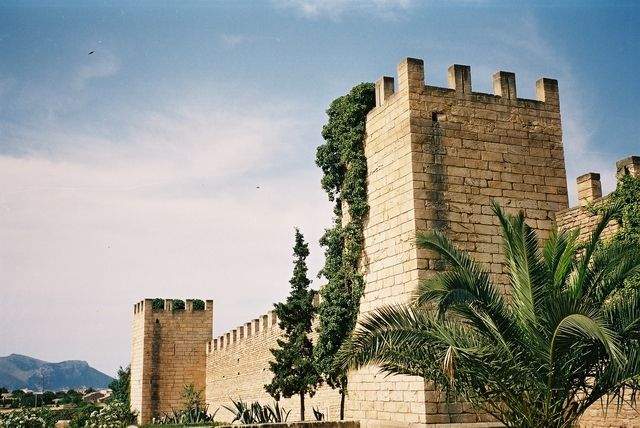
[474,14,612,203]
[74,50,120,90]
[513,16,617,199]
[272,0,416,20]
[218,34,253,48]
[0,93,331,375]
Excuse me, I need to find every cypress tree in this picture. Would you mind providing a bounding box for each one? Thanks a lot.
[265,228,319,421]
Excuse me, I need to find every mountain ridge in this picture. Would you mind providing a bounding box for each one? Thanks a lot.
[0,354,113,391]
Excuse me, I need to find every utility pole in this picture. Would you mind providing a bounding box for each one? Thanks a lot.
[41,369,45,407]
[35,368,45,407]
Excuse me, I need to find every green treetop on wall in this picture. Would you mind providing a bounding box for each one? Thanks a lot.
[314,82,375,419]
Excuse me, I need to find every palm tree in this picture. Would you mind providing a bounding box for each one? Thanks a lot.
[341,202,640,427]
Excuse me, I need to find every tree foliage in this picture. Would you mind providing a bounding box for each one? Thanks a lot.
[192,299,206,310]
[591,173,640,291]
[314,82,375,417]
[108,365,130,407]
[265,229,319,420]
[341,202,640,428]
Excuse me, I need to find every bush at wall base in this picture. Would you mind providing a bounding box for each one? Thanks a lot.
[80,400,137,428]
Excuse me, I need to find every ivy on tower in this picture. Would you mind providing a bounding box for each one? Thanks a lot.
[314,82,375,419]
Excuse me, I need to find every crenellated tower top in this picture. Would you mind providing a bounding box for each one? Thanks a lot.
[373,57,559,111]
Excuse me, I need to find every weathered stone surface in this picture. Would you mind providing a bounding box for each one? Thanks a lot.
[349,57,566,426]
[131,57,639,428]
[217,421,360,428]
[204,310,340,422]
[130,299,213,424]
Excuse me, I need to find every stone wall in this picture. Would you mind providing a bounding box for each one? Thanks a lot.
[557,157,640,428]
[130,301,146,421]
[130,57,639,427]
[218,421,361,428]
[579,393,640,428]
[348,57,567,427]
[556,156,640,241]
[130,299,213,424]
[205,308,341,423]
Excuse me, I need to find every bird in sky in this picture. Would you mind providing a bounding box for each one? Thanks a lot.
[88,51,95,55]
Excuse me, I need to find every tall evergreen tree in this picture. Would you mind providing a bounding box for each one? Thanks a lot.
[265,229,319,421]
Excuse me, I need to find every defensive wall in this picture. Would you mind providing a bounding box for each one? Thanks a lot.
[130,298,213,424]
[350,57,566,427]
[130,57,639,427]
[205,306,340,423]
[556,156,640,428]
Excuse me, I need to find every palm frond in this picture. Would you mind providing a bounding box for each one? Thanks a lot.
[339,305,487,375]
[543,227,579,291]
[343,201,640,427]
[550,313,624,366]
[570,205,619,298]
[415,230,511,336]
[491,201,547,329]
[604,289,640,339]
[588,242,640,304]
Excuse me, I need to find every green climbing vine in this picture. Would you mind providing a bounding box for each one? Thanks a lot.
[591,173,640,291]
[314,82,375,419]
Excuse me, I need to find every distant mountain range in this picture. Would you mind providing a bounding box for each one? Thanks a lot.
[0,354,113,391]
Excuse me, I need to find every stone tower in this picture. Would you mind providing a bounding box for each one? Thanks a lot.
[348,58,568,426]
[130,298,213,424]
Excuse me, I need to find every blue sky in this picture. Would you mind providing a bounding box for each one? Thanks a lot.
[1,0,638,376]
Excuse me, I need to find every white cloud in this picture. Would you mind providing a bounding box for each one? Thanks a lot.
[0,98,332,375]
[219,34,253,48]
[272,0,415,20]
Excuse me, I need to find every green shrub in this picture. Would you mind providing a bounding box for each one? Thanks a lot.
[154,384,216,425]
[152,298,165,310]
[69,403,101,428]
[223,398,290,424]
[0,407,50,428]
[156,407,217,425]
[192,299,205,311]
[171,300,185,312]
[81,400,136,428]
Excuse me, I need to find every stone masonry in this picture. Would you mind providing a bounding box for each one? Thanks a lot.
[130,58,638,427]
[205,308,340,423]
[348,58,567,427]
[130,299,213,424]
[557,156,640,428]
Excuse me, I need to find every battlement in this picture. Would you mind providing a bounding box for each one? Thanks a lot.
[354,56,568,425]
[556,155,639,246]
[561,155,640,211]
[206,293,321,354]
[373,57,559,111]
[132,298,213,315]
[207,308,278,354]
[132,55,636,427]
[130,297,213,424]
